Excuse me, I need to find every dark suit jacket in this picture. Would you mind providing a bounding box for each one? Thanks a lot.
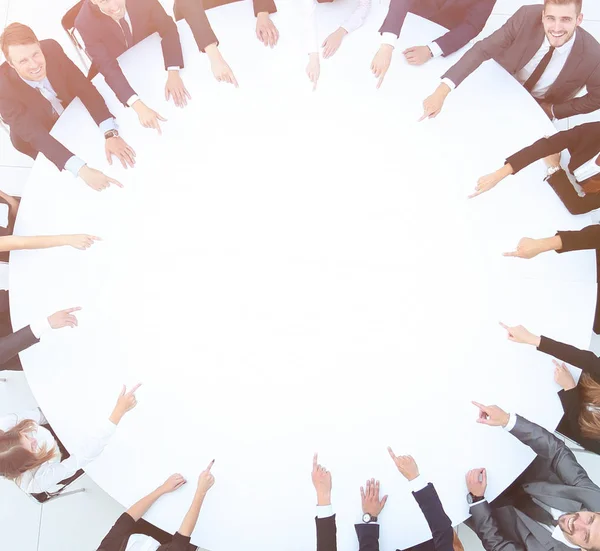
[443,5,600,119]
[379,0,496,57]
[354,484,454,551]
[538,335,600,455]
[200,0,276,17]
[75,0,184,105]
[0,39,113,171]
[315,514,337,551]
[468,414,600,551]
[0,325,39,366]
[173,0,219,52]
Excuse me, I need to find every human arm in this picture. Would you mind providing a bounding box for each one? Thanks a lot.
[0,234,99,252]
[547,170,600,215]
[255,0,279,48]
[412,484,454,551]
[556,225,600,252]
[538,335,600,376]
[128,473,187,521]
[312,453,336,551]
[552,60,600,120]
[150,0,184,71]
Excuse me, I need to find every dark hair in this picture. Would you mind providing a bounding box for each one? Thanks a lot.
[544,0,583,15]
[0,23,39,62]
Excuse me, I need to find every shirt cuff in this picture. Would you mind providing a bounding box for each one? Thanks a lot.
[441,77,456,91]
[469,498,488,507]
[167,66,181,71]
[408,475,428,493]
[64,156,86,177]
[98,118,118,134]
[126,94,140,108]
[428,41,443,58]
[316,505,334,518]
[30,317,52,339]
[503,413,517,432]
[381,32,397,47]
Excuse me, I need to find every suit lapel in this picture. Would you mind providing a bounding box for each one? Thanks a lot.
[6,66,53,123]
[515,510,568,551]
[523,482,583,513]
[43,44,69,104]
[125,0,142,45]
[516,24,546,72]
[546,31,584,101]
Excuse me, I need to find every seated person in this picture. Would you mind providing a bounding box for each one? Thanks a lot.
[304,0,371,89]
[0,307,81,370]
[468,401,600,550]
[97,459,215,550]
[172,0,238,86]
[0,23,134,191]
[502,224,600,334]
[371,0,496,88]
[76,0,190,134]
[421,0,600,121]
[473,122,600,213]
[501,322,600,454]
[0,384,139,494]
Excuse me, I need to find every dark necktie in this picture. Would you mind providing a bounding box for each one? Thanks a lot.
[118,17,133,48]
[523,46,556,93]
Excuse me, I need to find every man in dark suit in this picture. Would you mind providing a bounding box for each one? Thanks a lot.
[468,401,600,550]
[76,0,190,134]
[371,0,496,88]
[422,0,600,120]
[0,23,134,190]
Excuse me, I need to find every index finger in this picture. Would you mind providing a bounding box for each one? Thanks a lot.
[313,453,318,469]
[471,400,488,411]
[468,189,483,199]
[387,446,397,460]
[498,322,509,330]
[377,72,385,89]
[127,383,142,395]
[64,306,82,313]
[502,250,518,257]
[206,459,215,471]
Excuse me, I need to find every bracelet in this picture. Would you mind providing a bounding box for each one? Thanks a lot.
[544,165,561,181]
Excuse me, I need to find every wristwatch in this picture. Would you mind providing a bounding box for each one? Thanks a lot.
[544,165,561,180]
[104,129,119,140]
[362,513,378,523]
[467,493,485,505]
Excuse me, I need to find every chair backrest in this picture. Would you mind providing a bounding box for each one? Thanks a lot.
[61,0,85,32]
[61,1,96,77]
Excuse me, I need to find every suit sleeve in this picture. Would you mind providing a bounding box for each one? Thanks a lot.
[433,0,495,57]
[315,515,337,551]
[547,169,600,215]
[173,0,218,52]
[442,6,524,88]
[412,484,454,551]
[97,513,136,551]
[0,326,39,366]
[354,524,379,551]
[378,0,411,38]
[150,0,184,69]
[509,414,600,489]
[468,502,526,551]
[553,59,600,120]
[556,225,600,253]
[538,336,600,376]
[253,0,277,17]
[167,532,193,551]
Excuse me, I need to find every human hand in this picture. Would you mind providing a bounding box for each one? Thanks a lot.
[466,468,487,497]
[371,44,393,89]
[419,84,450,121]
[311,453,332,505]
[208,49,239,87]
[498,322,540,346]
[543,153,561,169]
[256,12,279,48]
[553,360,577,391]
[165,71,191,108]
[403,45,433,65]
[469,171,504,199]
[105,136,136,169]
[360,478,388,516]
[503,237,549,259]
[79,165,123,191]
[197,459,216,496]
[387,447,419,481]
[160,473,187,494]
[132,100,167,134]
[306,53,320,91]
[61,234,101,250]
[48,306,82,329]
[472,401,510,427]
[110,383,142,424]
[322,28,347,58]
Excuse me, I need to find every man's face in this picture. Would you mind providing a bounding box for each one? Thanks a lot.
[91,0,127,20]
[7,42,46,82]
[558,511,600,549]
[542,3,583,48]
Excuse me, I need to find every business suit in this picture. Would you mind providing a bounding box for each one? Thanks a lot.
[0,39,113,171]
[443,5,600,119]
[200,0,276,17]
[379,0,496,57]
[173,0,218,53]
[0,325,39,370]
[75,0,184,106]
[316,514,337,551]
[354,484,455,551]
[467,414,600,551]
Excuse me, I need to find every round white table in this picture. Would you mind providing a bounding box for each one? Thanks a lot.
[10,1,598,550]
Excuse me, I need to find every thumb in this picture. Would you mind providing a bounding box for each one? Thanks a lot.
[381,494,388,507]
[120,384,126,397]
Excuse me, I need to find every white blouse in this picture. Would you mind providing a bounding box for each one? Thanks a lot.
[0,407,116,494]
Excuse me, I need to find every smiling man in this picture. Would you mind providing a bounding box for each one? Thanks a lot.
[466,402,600,551]
[420,0,600,121]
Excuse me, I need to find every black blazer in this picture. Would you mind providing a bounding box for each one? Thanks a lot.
[0,39,113,171]
[76,0,184,105]
[538,335,600,454]
[316,514,337,551]
[556,224,600,254]
[379,0,496,57]
[0,325,39,367]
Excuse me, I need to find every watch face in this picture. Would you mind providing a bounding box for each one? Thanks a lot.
[362,513,371,523]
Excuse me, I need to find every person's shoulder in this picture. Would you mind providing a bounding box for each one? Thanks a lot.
[509,4,543,21]
[75,0,99,29]
[578,26,600,52]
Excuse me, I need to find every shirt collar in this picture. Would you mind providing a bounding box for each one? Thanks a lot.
[543,31,577,55]
[552,525,581,549]
[19,75,50,89]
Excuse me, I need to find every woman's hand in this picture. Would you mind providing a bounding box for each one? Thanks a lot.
[109,384,141,425]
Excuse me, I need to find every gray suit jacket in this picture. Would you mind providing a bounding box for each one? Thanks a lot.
[442,4,600,119]
[468,414,600,551]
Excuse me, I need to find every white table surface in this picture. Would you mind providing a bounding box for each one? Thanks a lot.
[10,1,598,550]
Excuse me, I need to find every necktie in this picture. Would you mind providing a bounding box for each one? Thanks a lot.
[523,46,556,93]
[37,81,64,121]
[119,17,133,48]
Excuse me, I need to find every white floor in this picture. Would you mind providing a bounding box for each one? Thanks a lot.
[1,1,600,550]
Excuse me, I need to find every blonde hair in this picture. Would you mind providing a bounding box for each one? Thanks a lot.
[578,374,600,439]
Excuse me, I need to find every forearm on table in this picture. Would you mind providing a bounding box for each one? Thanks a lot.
[178,491,205,537]
[127,487,165,521]
[0,235,67,252]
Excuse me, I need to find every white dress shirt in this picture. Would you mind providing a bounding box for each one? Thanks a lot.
[124,534,161,551]
[380,32,443,58]
[304,0,371,54]
[574,153,600,183]
[0,408,117,494]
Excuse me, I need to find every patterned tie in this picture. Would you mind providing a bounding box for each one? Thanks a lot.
[37,81,64,121]
[119,17,133,48]
[523,46,556,93]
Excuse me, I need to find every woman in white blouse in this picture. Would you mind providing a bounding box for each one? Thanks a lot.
[0,384,140,494]
[304,0,371,89]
